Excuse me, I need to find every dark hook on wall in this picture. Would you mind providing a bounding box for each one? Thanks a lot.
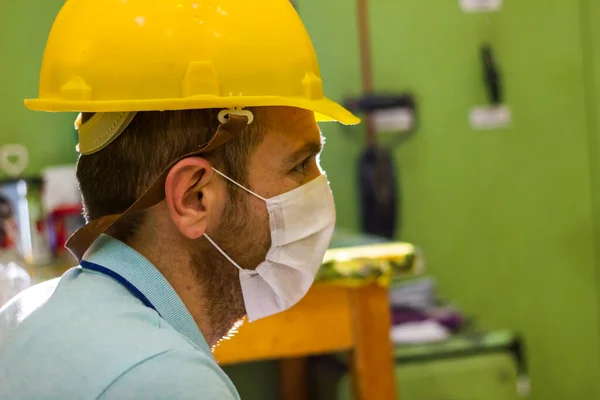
[481,45,503,105]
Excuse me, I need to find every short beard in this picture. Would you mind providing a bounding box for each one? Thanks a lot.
[191,190,270,344]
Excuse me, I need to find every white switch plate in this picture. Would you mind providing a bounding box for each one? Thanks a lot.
[470,105,511,130]
[460,0,502,12]
[372,107,415,133]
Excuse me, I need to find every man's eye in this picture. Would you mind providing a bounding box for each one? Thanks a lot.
[293,157,311,173]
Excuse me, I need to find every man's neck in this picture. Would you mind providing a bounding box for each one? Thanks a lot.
[130,237,222,346]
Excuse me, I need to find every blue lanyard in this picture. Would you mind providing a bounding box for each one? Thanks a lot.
[80,260,160,316]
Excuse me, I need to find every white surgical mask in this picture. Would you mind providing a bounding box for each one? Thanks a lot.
[204,168,336,322]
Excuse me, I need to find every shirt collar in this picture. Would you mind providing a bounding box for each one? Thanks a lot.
[82,234,211,354]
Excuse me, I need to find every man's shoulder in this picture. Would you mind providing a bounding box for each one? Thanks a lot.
[0,274,214,399]
[98,348,240,400]
[0,269,186,358]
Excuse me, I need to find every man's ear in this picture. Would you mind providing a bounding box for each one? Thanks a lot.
[164,157,216,239]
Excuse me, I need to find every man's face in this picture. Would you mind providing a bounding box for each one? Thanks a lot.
[193,107,324,337]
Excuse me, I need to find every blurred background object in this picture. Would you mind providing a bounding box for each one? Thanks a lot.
[0,145,28,178]
[0,178,52,266]
[0,194,31,308]
[42,165,84,263]
[0,165,83,273]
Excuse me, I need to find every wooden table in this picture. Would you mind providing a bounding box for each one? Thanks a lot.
[213,282,397,400]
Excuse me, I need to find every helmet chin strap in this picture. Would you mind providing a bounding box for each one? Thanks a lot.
[66,114,250,262]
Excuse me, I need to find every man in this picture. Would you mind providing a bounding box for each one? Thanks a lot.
[0,0,358,399]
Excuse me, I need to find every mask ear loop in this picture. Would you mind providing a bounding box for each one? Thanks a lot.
[211,168,267,201]
[203,233,244,272]
[205,168,266,272]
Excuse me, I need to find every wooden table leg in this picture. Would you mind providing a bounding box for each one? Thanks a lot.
[278,357,309,400]
[349,284,397,400]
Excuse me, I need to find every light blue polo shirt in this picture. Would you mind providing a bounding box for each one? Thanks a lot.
[0,235,240,399]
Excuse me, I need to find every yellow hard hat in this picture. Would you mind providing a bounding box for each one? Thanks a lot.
[25,0,359,128]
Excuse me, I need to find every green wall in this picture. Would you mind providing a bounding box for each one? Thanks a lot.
[0,0,77,178]
[3,1,600,399]
[583,0,600,368]
[298,0,364,234]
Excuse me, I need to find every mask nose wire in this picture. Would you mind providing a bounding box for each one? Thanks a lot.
[211,168,267,201]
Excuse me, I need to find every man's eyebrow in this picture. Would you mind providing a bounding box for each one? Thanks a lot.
[283,140,323,166]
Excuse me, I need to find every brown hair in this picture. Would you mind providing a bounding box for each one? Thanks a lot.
[76,108,265,242]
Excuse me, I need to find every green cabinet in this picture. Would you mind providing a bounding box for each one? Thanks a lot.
[311,331,524,400]
[339,353,519,400]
